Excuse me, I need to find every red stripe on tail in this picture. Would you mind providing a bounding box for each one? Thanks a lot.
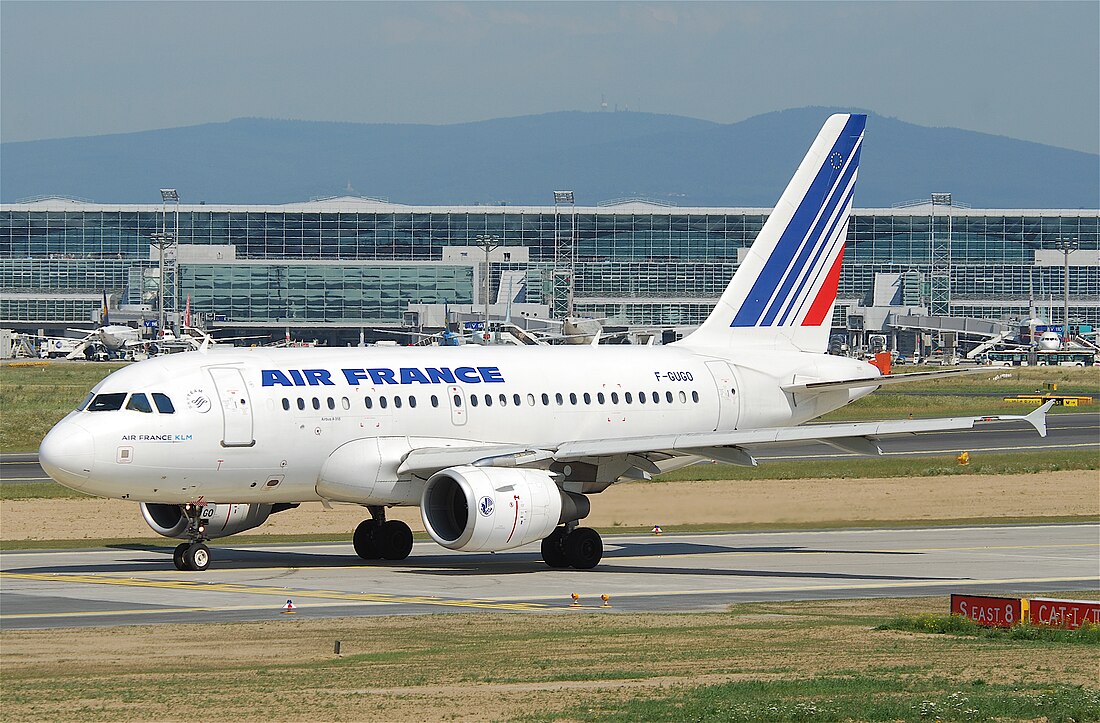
[802,245,845,327]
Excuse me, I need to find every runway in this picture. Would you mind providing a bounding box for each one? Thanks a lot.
[2,523,1096,630]
[3,412,1097,484]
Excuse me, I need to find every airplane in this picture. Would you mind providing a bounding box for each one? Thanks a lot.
[38,114,1053,573]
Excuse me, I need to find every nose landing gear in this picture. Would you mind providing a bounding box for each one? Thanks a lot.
[172,503,212,571]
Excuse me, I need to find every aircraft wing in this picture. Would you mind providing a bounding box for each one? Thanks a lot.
[554,402,1053,467]
[395,402,1053,478]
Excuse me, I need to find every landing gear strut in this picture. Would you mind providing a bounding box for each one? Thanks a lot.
[541,523,603,570]
[172,503,212,571]
[353,506,413,561]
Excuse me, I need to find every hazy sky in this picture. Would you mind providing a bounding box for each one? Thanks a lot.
[2,1,1097,153]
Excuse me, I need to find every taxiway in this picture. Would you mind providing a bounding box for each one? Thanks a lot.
[2,523,1096,630]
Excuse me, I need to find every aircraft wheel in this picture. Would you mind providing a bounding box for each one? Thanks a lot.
[377,520,414,561]
[173,542,190,571]
[185,543,211,572]
[541,528,569,568]
[563,527,603,570]
[353,519,380,560]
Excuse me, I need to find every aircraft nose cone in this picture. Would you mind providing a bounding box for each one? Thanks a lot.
[39,420,95,489]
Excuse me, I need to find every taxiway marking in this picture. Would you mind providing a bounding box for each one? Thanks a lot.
[0,571,548,612]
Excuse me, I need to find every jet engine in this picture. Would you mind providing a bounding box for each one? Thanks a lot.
[140,502,297,539]
[420,466,589,552]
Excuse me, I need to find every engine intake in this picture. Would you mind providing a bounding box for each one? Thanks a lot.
[420,466,588,552]
[140,502,296,539]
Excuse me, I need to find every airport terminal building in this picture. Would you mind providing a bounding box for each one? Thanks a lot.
[1,197,1097,344]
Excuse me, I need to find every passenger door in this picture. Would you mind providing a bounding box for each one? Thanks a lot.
[207,367,255,447]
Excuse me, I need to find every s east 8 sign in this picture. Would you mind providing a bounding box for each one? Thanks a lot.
[950,594,1023,628]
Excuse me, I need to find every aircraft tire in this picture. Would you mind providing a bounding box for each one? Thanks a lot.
[377,520,413,561]
[563,527,603,570]
[173,542,190,571]
[541,528,569,568]
[185,543,211,572]
[353,519,380,560]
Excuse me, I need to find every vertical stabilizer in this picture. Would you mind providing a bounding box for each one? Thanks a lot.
[678,113,865,352]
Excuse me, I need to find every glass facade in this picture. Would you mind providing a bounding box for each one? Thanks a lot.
[1,199,1097,329]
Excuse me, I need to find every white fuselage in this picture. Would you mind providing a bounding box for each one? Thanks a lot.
[40,345,877,505]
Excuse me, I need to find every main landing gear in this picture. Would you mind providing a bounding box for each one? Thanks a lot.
[173,503,212,571]
[353,505,414,561]
[541,523,603,570]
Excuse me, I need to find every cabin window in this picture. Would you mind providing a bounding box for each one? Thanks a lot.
[483,394,492,407]
[453,394,462,407]
[431,395,440,408]
[379,396,388,409]
[408,396,417,409]
[327,397,336,410]
[679,391,687,404]
[341,397,350,410]
[312,397,321,410]
[297,398,306,411]
[281,398,290,411]
[394,396,403,409]
[365,396,373,409]
[527,393,536,406]
[637,392,646,405]
[569,392,577,405]
[469,395,478,407]
[624,392,633,404]
[152,393,176,414]
[499,393,508,407]
[665,391,673,403]
[554,392,563,406]
[541,393,549,406]
[513,394,521,406]
[126,393,153,413]
[692,390,700,403]
[88,392,127,412]
[610,392,619,404]
[597,392,606,404]
[583,392,591,405]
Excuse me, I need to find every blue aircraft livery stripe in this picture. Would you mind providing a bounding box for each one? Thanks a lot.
[759,142,861,327]
[262,366,505,387]
[775,173,858,326]
[731,114,865,328]
[751,127,863,327]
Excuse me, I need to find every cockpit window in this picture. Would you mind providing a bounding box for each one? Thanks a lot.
[152,393,176,414]
[126,393,153,413]
[87,392,127,412]
[76,392,94,411]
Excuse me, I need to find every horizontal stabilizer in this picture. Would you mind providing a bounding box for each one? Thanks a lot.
[781,367,988,394]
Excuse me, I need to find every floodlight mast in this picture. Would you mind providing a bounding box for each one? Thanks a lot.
[552,190,576,320]
[153,189,180,335]
[474,234,501,343]
[1054,237,1079,343]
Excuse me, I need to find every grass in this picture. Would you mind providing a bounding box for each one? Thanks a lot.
[2,596,1098,722]
[878,613,1100,644]
[0,362,126,452]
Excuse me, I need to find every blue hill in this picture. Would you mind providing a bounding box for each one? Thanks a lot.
[2,108,1096,208]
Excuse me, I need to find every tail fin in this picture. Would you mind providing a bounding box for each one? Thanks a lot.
[679,113,865,352]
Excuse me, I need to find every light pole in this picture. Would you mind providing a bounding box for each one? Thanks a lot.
[474,234,501,343]
[1054,237,1078,343]
[150,231,173,335]
[159,189,179,333]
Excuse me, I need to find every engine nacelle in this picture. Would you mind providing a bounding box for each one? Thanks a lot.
[420,466,589,552]
[140,502,294,539]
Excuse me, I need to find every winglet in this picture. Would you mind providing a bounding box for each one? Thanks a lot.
[1023,400,1055,438]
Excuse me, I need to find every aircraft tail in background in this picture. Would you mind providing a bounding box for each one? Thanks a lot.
[679,113,865,353]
